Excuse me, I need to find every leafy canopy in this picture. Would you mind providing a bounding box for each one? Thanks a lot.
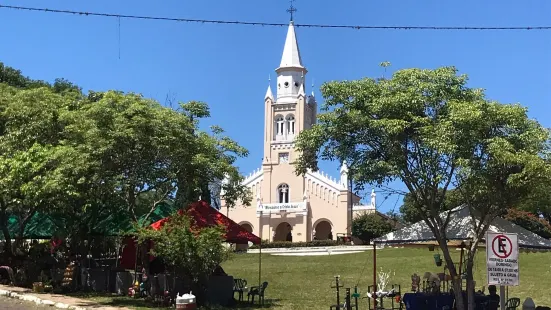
[294,65,550,309]
[352,213,393,242]
[0,62,251,257]
[295,66,549,237]
[135,212,230,282]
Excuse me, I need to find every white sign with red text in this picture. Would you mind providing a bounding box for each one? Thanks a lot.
[486,232,519,286]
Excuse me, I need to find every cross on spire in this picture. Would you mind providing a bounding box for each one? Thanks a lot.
[286,0,297,21]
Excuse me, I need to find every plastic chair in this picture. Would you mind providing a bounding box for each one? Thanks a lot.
[505,298,521,310]
[233,278,247,301]
[248,281,268,305]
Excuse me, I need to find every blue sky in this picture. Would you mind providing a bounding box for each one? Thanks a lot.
[1,1,550,213]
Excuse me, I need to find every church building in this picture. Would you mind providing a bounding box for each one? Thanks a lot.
[221,21,379,243]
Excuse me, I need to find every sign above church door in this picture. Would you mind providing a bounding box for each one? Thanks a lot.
[256,202,307,216]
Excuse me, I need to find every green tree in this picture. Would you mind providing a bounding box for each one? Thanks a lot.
[58,93,251,254]
[0,84,78,256]
[135,212,230,305]
[294,66,550,310]
[63,91,178,223]
[0,63,251,261]
[352,213,393,243]
[173,101,251,210]
[0,62,49,89]
[399,189,462,224]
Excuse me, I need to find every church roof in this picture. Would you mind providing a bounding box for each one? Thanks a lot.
[278,21,304,70]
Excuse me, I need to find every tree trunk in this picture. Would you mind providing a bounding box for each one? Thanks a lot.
[466,265,475,310]
[0,211,13,258]
[193,276,209,307]
[439,239,465,310]
[465,246,478,310]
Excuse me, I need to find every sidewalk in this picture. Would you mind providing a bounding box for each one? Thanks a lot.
[0,285,131,310]
[246,244,380,254]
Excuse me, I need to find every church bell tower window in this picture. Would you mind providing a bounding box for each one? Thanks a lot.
[286,114,295,138]
[275,115,285,140]
[278,184,290,203]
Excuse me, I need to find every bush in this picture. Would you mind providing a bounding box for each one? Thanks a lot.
[248,239,343,249]
[352,213,393,243]
[505,209,551,239]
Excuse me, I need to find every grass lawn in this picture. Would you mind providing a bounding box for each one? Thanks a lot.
[221,247,550,310]
[79,247,550,309]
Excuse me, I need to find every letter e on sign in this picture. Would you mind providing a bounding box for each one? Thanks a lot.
[492,234,513,259]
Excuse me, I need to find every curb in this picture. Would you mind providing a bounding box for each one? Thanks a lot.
[0,288,86,310]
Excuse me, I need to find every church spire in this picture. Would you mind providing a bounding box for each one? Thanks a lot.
[265,84,274,101]
[278,21,305,71]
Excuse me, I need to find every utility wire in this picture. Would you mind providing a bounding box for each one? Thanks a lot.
[1,4,551,31]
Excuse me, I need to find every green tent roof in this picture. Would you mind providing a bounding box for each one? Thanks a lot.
[3,201,177,239]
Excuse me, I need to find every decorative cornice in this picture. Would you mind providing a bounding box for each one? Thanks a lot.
[271,143,294,150]
[305,170,344,192]
[242,167,263,186]
[272,103,296,111]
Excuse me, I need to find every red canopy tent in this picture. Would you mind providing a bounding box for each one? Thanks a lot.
[150,200,261,245]
[120,200,261,270]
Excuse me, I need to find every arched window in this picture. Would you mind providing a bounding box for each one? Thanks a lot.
[286,114,296,135]
[277,184,289,203]
[274,115,285,140]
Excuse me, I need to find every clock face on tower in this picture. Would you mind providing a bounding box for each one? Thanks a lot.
[279,152,290,164]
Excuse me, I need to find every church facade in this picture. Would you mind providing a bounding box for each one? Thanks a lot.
[220,21,377,243]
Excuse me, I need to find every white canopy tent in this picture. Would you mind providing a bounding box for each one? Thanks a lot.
[374,206,551,310]
[375,206,551,251]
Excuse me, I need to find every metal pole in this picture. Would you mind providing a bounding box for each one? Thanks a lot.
[336,276,341,310]
[259,240,262,289]
[373,241,377,310]
[349,176,353,238]
[459,246,464,290]
[345,288,352,310]
[500,286,506,310]
[331,276,342,310]
[354,286,359,310]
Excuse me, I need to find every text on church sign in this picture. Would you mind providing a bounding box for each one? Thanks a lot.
[257,202,307,214]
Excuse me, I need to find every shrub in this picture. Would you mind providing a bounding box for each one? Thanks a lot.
[505,209,551,239]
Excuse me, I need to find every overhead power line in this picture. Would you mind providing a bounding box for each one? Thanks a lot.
[1,4,551,31]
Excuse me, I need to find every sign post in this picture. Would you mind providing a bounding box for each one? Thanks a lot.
[486,233,519,310]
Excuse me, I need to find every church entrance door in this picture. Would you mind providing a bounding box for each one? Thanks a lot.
[314,220,333,240]
[273,222,292,242]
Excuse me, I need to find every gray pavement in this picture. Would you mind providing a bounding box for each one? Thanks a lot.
[0,296,48,309]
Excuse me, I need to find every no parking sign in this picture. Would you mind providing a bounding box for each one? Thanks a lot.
[486,232,519,286]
